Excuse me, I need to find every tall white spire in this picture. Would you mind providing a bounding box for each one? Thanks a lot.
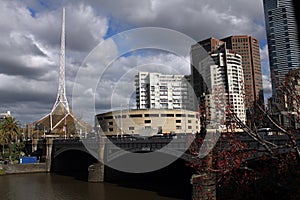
[52,7,70,113]
[35,7,90,135]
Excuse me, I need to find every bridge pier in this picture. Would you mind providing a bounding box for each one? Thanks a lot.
[45,138,53,172]
[88,162,104,182]
[191,172,216,200]
[88,137,106,182]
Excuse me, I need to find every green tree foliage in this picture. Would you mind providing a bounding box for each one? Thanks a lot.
[0,116,22,161]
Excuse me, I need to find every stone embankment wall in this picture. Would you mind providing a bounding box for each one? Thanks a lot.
[0,163,46,175]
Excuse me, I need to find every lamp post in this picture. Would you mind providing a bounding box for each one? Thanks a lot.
[184,105,187,135]
[121,105,123,138]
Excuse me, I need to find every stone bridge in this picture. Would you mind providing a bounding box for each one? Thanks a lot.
[26,132,300,183]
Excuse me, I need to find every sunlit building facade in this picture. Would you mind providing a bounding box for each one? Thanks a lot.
[191,41,246,127]
[96,109,200,135]
[135,72,196,111]
[222,35,263,108]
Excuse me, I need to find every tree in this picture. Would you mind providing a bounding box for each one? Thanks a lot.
[0,116,22,162]
[188,68,300,199]
[264,68,300,132]
[0,129,5,157]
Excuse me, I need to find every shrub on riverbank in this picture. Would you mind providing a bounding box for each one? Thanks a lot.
[0,168,5,175]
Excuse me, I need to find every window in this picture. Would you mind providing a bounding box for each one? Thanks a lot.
[115,115,126,118]
[161,114,174,117]
[145,120,151,123]
[109,128,113,132]
[176,120,181,123]
[130,114,143,118]
[104,116,113,119]
[188,120,192,123]
[176,126,182,130]
[108,122,113,126]
[144,114,159,117]
[129,127,135,130]
[188,126,192,129]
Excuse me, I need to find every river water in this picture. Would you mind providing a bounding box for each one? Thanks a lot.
[0,173,181,200]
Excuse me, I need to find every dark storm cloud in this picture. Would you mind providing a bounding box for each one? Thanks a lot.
[0,87,55,104]
[1,0,270,124]
[0,1,109,124]
[0,57,49,79]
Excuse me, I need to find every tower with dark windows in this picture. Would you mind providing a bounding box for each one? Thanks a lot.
[263,0,300,97]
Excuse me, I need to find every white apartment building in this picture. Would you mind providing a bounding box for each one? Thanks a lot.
[198,46,246,127]
[135,72,196,111]
[0,111,11,119]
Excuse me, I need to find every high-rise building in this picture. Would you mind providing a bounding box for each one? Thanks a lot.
[135,72,196,111]
[191,36,263,110]
[222,35,263,108]
[190,38,225,101]
[191,42,246,125]
[263,0,300,96]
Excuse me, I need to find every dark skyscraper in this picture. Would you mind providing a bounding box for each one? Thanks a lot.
[263,0,300,96]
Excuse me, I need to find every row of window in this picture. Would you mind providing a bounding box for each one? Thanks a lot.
[107,125,198,132]
[99,113,198,120]
[107,119,196,125]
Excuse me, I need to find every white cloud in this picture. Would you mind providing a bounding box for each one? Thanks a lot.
[85,0,266,41]
[0,1,109,124]
[0,0,270,125]
[260,44,269,61]
[262,74,272,100]
[95,52,190,110]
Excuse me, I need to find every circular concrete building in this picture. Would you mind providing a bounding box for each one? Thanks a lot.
[95,109,200,136]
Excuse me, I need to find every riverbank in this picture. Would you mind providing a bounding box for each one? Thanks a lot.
[0,163,46,175]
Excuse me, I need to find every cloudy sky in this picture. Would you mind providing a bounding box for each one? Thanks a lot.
[0,0,271,125]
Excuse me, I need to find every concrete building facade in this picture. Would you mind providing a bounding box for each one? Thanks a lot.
[96,109,200,136]
[135,72,196,111]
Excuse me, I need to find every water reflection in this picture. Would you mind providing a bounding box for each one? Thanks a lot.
[0,173,180,200]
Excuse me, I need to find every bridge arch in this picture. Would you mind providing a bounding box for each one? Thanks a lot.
[107,148,194,164]
[53,146,93,159]
[51,148,98,180]
[105,150,194,199]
